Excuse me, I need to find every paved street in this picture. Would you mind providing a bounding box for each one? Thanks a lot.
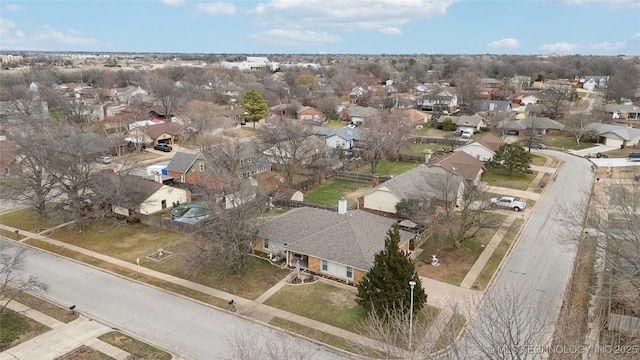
[0,239,347,360]
[466,150,594,356]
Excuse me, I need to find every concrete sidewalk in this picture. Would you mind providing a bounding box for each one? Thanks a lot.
[0,301,132,360]
[0,152,560,358]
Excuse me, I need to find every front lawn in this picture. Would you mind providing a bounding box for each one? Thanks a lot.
[472,219,524,290]
[416,217,505,285]
[264,282,366,334]
[483,168,537,191]
[98,331,171,360]
[0,310,50,351]
[304,178,370,206]
[48,218,290,299]
[530,154,547,167]
[353,161,420,176]
[0,204,66,231]
[543,136,594,151]
[405,142,445,157]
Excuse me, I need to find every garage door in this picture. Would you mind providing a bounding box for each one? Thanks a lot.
[604,137,623,148]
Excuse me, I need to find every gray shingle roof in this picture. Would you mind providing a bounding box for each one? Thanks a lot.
[361,164,462,201]
[90,173,163,209]
[258,207,412,271]
[166,152,199,173]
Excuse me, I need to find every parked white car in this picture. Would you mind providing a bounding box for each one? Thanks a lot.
[490,196,526,211]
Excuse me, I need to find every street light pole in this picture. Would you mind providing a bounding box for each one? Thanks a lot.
[409,280,416,352]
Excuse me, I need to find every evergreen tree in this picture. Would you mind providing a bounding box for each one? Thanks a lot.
[357,224,427,318]
[491,142,532,175]
[240,90,269,129]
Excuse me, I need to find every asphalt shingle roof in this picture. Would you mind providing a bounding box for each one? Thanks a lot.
[258,207,412,271]
[166,152,199,173]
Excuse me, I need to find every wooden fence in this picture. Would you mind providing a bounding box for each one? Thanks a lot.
[273,199,338,212]
[138,214,197,234]
[608,313,640,333]
[336,171,392,183]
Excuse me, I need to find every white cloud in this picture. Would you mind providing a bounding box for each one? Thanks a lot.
[379,27,402,35]
[248,29,342,46]
[4,4,26,12]
[249,0,456,32]
[160,0,185,6]
[0,24,107,50]
[486,38,520,50]
[562,0,640,10]
[538,42,580,53]
[591,41,627,52]
[195,2,236,15]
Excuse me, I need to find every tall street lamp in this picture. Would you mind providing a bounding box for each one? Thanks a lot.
[408,280,416,351]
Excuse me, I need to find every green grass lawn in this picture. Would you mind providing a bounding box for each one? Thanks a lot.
[304,178,369,206]
[472,219,524,290]
[264,282,367,334]
[98,332,171,360]
[543,136,594,151]
[483,168,537,191]
[405,142,446,156]
[530,154,547,167]
[0,204,66,231]
[0,310,50,351]
[353,161,420,176]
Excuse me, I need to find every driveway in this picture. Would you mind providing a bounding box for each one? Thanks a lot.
[567,143,618,157]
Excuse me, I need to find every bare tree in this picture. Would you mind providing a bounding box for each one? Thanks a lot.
[563,113,599,146]
[359,110,413,174]
[464,287,551,360]
[1,132,57,219]
[0,242,48,313]
[452,71,482,114]
[260,118,320,185]
[223,330,316,360]
[145,71,182,118]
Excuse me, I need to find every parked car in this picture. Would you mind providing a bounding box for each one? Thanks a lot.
[346,123,357,130]
[461,129,474,139]
[536,143,547,150]
[454,130,463,137]
[490,196,527,212]
[95,156,112,164]
[153,143,173,152]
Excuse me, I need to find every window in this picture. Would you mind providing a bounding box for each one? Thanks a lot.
[321,259,328,271]
[199,163,205,172]
[263,239,269,249]
[161,200,167,209]
[240,159,244,166]
[346,267,353,279]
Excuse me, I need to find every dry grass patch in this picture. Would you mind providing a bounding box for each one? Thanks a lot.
[0,205,66,231]
[534,173,553,193]
[531,154,547,167]
[12,288,79,323]
[417,217,504,285]
[0,310,50,351]
[98,331,171,360]
[472,219,525,290]
[59,346,113,360]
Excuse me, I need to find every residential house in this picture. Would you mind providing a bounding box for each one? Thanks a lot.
[0,140,20,177]
[128,122,184,145]
[311,126,361,150]
[603,104,640,120]
[358,165,464,216]
[296,106,324,122]
[455,133,505,162]
[255,206,414,284]
[518,94,541,106]
[115,86,150,104]
[165,152,214,184]
[497,117,565,136]
[421,88,458,113]
[339,106,379,126]
[426,151,485,186]
[588,123,640,148]
[391,108,429,126]
[452,114,487,132]
[90,173,189,217]
[581,76,608,91]
[262,136,327,167]
[476,100,512,115]
[272,188,304,202]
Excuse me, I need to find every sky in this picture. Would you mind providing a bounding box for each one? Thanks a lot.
[1,0,639,55]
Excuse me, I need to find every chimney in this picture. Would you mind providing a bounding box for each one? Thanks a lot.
[154,173,163,183]
[372,174,379,187]
[338,197,348,214]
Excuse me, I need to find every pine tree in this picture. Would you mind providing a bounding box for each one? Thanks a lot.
[239,90,269,129]
[357,224,427,318]
[491,142,532,175]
